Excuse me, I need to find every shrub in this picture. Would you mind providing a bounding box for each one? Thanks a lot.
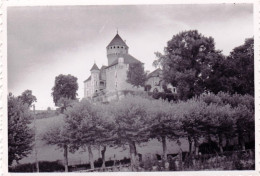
[9,161,64,172]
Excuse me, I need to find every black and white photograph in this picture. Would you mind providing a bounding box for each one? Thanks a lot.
[4,1,258,174]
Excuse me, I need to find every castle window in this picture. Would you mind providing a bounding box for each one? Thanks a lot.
[117,46,119,48]
[114,46,115,48]
[121,46,123,48]
[111,47,112,49]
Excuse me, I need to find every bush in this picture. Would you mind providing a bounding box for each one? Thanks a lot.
[9,161,64,172]
[199,141,220,154]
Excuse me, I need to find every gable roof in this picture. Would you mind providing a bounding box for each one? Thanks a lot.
[83,76,91,83]
[106,54,142,68]
[90,63,99,71]
[147,68,162,78]
[107,34,128,48]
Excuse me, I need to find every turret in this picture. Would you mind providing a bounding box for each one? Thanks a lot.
[106,33,128,65]
[90,63,100,93]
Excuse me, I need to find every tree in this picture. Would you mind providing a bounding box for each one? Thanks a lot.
[153,30,223,100]
[42,117,70,172]
[57,97,78,114]
[51,74,78,106]
[127,62,147,88]
[178,98,207,155]
[94,103,117,168]
[18,90,37,107]
[205,38,254,95]
[202,103,235,153]
[146,99,181,161]
[227,38,254,95]
[8,93,33,165]
[199,92,254,151]
[110,95,150,170]
[64,99,104,169]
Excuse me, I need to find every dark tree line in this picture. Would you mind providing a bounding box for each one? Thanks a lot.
[153,30,254,100]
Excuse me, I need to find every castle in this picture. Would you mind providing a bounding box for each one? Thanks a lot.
[84,32,176,101]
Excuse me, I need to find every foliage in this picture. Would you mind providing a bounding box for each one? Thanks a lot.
[18,90,37,107]
[153,31,254,99]
[8,93,33,166]
[127,62,147,87]
[153,30,223,100]
[64,99,111,169]
[146,99,182,159]
[51,74,78,106]
[57,97,78,113]
[109,95,150,169]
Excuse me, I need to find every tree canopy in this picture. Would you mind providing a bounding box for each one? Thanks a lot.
[18,90,37,107]
[51,74,78,106]
[127,62,147,88]
[154,30,254,99]
[153,30,222,100]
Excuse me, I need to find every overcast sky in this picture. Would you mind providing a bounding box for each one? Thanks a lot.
[8,4,253,110]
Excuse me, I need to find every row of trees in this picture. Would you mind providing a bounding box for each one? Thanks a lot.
[42,92,254,171]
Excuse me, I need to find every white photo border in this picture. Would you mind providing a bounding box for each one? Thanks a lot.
[0,0,259,176]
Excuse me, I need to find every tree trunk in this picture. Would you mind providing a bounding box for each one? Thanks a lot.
[239,133,245,150]
[63,144,68,172]
[194,137,199,156]
[162,136,167,161]
[88,145,94,169]
[225,134,230,148]
[218,133,223,153]
[188,136,192,155]
[101,146,106,169]
[129,141,136,171]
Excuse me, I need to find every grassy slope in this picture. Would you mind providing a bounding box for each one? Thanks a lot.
[20,115,188,165]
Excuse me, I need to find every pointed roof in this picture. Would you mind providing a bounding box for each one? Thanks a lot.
[147,68,162,78]
[83,76,91,83]
[90,63,99,71]
[106,54,142,68]
[107,34,128,48]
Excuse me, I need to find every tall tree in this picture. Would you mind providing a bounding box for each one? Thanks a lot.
[51,74,78,106]
[179,98,207,155]
[110,95,149,170]
[127,62,147,88]
[153,30,223,100]
[205,38,254,95]
[18,90,37,107]
[64,99,104,169]
[94,103,117,168]
[8,93,33,165]
[227,38,254,95]
[146,99,181,161]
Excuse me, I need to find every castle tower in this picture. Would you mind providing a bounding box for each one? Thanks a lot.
[106,32,128,65]
[90,63,100,94]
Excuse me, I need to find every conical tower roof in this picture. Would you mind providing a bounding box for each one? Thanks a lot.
[107,34,128,48]
[90,63,99,71]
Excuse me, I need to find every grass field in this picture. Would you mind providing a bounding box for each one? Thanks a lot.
[20,115,189,166]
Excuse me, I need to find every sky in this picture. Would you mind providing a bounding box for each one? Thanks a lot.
[7,4,253,110]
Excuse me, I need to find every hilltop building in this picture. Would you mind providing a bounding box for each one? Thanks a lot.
[145,68,177,94]
[84,33,143,101]
[83,32,176,101]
